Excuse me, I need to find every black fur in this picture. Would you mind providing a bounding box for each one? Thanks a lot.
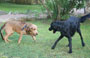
[49,13,90,53]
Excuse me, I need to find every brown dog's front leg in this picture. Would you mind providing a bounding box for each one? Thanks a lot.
[18,32,23,44]
[32,36,36,41]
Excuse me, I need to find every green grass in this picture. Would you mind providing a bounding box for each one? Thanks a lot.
[0,3,43,13]
[0,20,90,58]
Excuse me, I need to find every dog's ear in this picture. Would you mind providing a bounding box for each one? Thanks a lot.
[25,26,31,34]
[24,24,30,31]
[26,27,30,31]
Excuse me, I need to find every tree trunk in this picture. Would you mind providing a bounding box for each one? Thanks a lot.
[12,0,15,3]
[57,5,61,20]
[35,0,38,4]
[39,0,52,18]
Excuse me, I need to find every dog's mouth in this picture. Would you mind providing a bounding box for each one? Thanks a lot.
[49,27,56,33]
[30,33,38,36]
[53,30,56,33]
[49,27,52,31]
[32,33,38,36]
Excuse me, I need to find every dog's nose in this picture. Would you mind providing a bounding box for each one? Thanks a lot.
[36,33,38,35]
[49,28,52,31]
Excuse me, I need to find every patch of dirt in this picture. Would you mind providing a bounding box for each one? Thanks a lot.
[0,14,28,22]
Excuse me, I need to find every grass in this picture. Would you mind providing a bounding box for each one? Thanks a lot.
[0,3,44,13]
[0,20,90,58]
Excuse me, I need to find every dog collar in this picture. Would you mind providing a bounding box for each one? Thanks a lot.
[21,25,27,30]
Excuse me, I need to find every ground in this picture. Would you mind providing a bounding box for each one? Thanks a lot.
[0,20,90,58]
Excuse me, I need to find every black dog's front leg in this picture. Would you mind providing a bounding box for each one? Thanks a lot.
[51,35,63,49]
[67,36,72,53]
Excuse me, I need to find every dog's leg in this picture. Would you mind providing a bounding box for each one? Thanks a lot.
[4,31,13,43]
[4,26,14,43]
[32,36,36,41]
[67,36,72,53]
[66,38,72,47]
[51,35,63,49]
[4,34,9,43]
[7,33,13,42]
[66,39,70,47]
[18,32,23,44]
[77,28,85,47]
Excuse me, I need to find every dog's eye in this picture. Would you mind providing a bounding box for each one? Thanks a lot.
[33,29,36,30]
[31,28,35,30]
[54,26,56,28]
[30,28,34,30]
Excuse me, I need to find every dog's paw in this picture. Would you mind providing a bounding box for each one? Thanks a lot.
[82,43,85,47]
[5,40,9,43]
[68,51,72,53]
[18,41,21,44]
[51,46,55,49]
[7,39,12,42]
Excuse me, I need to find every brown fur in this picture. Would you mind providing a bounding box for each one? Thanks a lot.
[0,21,38,44]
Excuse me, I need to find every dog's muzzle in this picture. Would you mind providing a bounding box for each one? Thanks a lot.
[53,30,56,33]
[49,27,52,31]
[49,27,56,33]
[36,33,38,35]
[34,33,38,36]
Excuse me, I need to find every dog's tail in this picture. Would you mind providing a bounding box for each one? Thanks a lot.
[80,13,90,23]
[0,23,6,40]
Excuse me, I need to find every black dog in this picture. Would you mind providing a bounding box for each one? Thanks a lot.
[49,13,90,53]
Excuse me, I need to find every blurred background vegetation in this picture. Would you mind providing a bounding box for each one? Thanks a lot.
[0,0,90,20]
[0,0,40,4]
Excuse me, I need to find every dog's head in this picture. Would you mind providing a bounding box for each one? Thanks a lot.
[26,24,38,36]
[49,22,58,33]
[30,24,38,36]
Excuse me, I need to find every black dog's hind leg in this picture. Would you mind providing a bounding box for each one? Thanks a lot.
[51,35,64,49]
[67,36,72,53]
[77,28,85,47]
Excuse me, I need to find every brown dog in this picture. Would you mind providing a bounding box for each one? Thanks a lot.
[0,21,38,44]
